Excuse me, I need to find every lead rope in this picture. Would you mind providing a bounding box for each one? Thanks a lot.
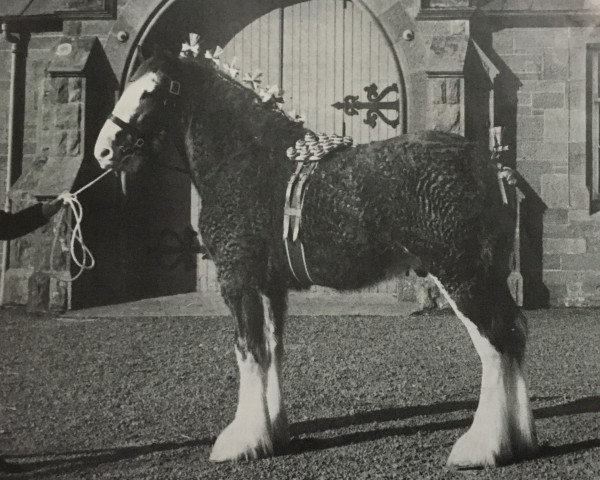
[50,169,113,282]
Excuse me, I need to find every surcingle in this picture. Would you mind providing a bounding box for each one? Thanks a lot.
[283,132,353,286]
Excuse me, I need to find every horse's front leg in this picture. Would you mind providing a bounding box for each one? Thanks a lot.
[210,283,279,461]
[261,290,289,449]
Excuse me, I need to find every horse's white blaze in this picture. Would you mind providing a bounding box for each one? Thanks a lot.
[113,71,160,121]
[261,294,289,446]
[93,71,160,167]
[210,348,273,461]
[429,275,537,466]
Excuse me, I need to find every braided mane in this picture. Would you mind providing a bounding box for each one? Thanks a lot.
[179,57,306,162]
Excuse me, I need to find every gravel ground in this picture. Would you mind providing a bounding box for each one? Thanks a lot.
[0,306,598,479]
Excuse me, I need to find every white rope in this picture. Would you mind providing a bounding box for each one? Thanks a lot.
[50,169,113,282]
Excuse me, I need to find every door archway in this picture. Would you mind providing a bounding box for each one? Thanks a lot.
[106,0,410,296]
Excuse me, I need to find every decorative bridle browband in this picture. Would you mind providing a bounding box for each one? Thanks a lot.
[109,78,182,157]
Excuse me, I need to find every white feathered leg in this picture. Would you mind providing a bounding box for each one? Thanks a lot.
[210,348,273,461]
[431,275,537,467]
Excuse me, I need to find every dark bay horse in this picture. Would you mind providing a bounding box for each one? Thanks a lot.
[94,50,537,467]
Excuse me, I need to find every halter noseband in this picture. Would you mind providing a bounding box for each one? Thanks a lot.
[109,78,182,156]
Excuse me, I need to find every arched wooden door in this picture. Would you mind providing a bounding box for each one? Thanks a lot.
[221,0,404,142]
[196,0,406,294]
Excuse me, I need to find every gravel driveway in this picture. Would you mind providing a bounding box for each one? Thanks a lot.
[0,306,598,479]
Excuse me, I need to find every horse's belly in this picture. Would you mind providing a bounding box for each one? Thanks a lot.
[299,211,397,290]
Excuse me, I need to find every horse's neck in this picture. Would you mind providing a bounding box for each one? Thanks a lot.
[183,61,305,190]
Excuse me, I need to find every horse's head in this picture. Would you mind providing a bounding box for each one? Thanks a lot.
[94,48,183,172]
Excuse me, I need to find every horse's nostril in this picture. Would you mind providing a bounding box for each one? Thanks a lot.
[100,148,113,159]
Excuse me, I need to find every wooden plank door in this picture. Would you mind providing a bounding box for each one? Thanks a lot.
[221,0,403,140]
[196,0,405,294]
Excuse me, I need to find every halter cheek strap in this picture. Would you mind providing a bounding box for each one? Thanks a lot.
[108,78,182,154]
[109,114,145,147]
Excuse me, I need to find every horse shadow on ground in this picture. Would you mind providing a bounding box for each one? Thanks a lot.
[1,437,214,478]
[3,396,598,477]
[287,395,600,460]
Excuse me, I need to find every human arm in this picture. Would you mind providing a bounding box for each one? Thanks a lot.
[0,199,63,241]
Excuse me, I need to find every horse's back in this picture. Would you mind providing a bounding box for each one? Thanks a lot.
[387,130,469,147]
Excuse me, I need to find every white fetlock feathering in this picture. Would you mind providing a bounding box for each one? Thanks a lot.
[210,348,273,461]
[429,275,537,467]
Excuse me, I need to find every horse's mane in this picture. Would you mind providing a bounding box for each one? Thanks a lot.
[179,57,306,151]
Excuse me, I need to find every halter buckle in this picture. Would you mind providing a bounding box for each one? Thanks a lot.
[134,138,145,148]
[169,80,181,96]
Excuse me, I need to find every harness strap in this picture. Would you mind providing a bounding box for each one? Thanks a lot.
[109,112,191,176]
[109,114,145,143]
[283,161,318,287]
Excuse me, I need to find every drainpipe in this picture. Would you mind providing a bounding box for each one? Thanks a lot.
[0,23,29,306]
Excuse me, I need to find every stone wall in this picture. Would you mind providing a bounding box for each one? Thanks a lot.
[3,0,600,308]
[0,19,123,309]
[493,24,600,306]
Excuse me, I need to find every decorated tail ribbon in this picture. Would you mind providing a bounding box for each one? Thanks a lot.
[50,169,113,282]
[490,126,518,204]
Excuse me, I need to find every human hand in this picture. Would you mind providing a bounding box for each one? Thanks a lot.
[41,197,64,219]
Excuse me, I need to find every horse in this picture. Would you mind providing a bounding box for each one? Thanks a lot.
[93,48,538,468]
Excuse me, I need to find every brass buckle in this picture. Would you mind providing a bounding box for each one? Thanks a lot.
[169,81,181,96]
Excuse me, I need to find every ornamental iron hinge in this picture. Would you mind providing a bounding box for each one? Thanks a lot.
[332,83,400,129]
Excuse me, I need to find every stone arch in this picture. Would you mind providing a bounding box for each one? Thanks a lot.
[103,0,423,297]
[105,0,415,130]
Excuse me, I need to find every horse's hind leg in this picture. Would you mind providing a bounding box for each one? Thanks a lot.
[262,290,290,449]
[210,282,274,461]
[429,273,537,467]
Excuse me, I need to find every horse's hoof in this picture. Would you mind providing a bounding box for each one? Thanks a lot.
[271,412,290,452]
[513,436,539,461]
[446,429,511,468]
[210,419,274,462]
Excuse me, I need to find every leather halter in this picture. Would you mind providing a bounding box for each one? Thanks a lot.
[108,78,182,158]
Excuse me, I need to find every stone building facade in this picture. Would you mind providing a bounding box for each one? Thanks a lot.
[1,0,600,310]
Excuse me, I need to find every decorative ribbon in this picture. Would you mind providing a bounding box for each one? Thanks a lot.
[243,70,263,90]
[204,46,223,66]
[180,33,201,58]
[258,85,283,104]
[222,56,239,78]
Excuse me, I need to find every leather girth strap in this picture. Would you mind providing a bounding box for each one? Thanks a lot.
[283,160,319,287]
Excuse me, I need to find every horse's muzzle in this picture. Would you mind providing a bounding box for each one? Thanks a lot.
[95,147,114,170]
